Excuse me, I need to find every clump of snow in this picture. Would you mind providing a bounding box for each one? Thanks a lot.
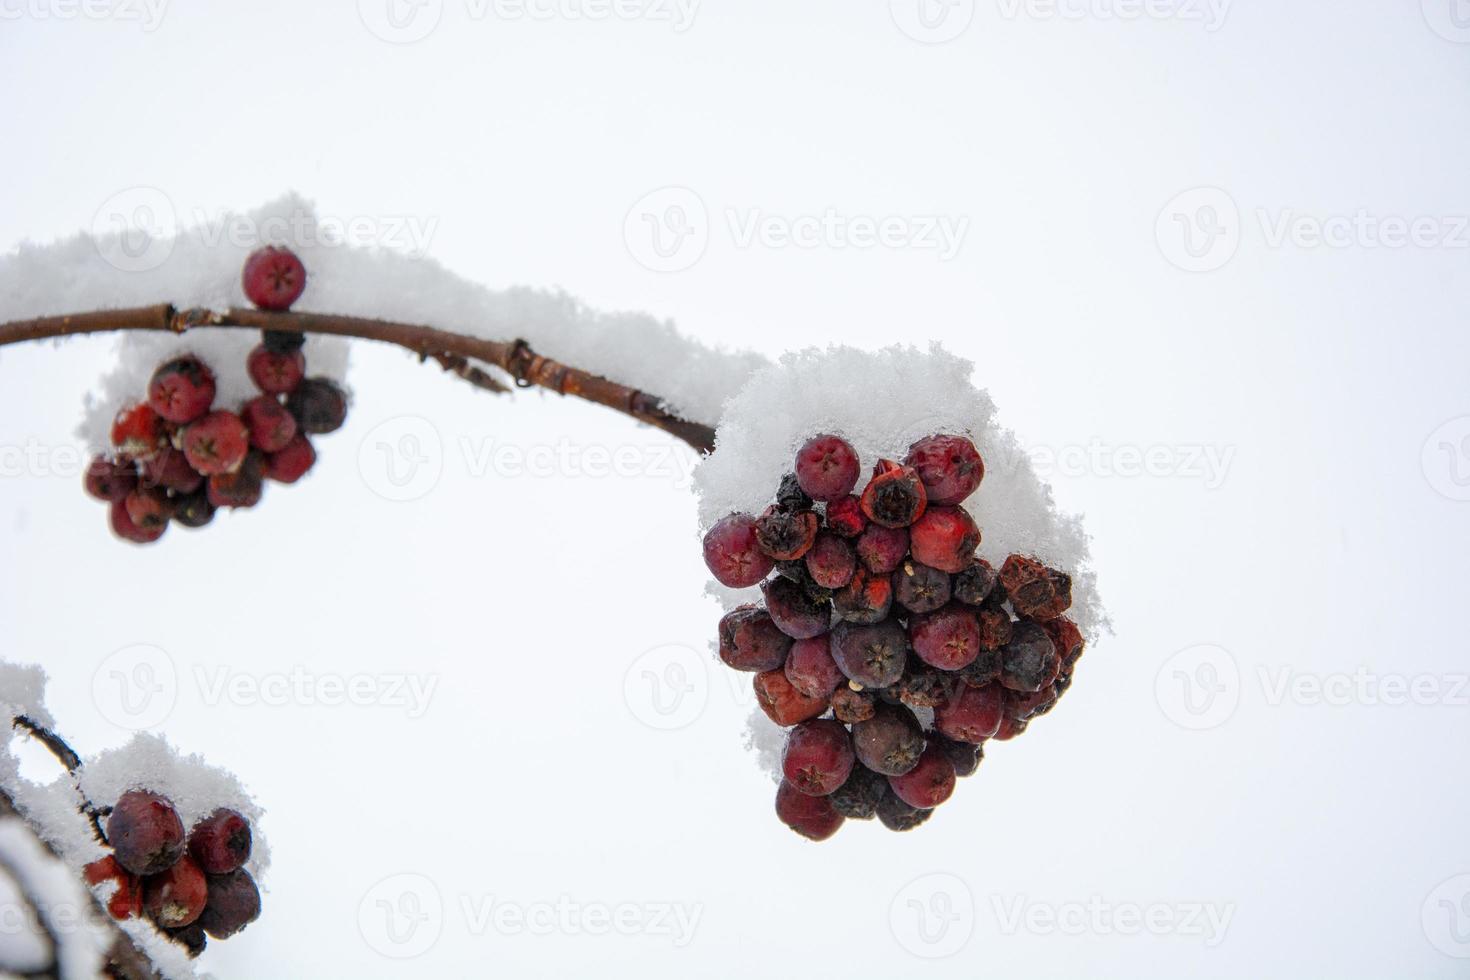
[0,818,112,979]
[0,663,55,730]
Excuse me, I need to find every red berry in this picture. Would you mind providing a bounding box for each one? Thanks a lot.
[181,411,249,476]
[794,434,860,502]
[993,714,1028,741]
[265,434,316,483]
[803,531,856,589]
[242,395,298,453]
[754,668,828,726]
[242,246,307,311]
[855,523,909,575]
[775,779,844,841]
[832,565,893,625]
[830,619,907,689]
[197,869,261,939]
[783,636,844,699]
[703,514,775,588]
[933,683,1003,743]
[84,455,138,503]
[908,506,980,574]
[246,345,305,396]
[904,434,984,506]
[851,704,926,776]
[207,452,265,510]
[909,604,981,671]
[286,377,348,434]
[84,855,142,920]
[859,460,927,529]
[718,605,793,672]
[109,499,165,544]
[187,809,251,875]
[894,560,952,614]
[1001,622,1060,692]
[760,576,832,640]
[140,448,203,495]
[124,486,174,531]
[106,791,185,876]
[781,719,855,796]
[887,743,955,809]
[754,505,818,561]
[147,356,216,424]
[110,403,166,461]
[143,854,208,928]
[1043,617,1086,672]
[824,494,867,538]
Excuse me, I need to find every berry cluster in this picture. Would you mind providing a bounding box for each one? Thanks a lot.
[82,247,346,543]
[83,790,260,957]
[703,433,1085,839]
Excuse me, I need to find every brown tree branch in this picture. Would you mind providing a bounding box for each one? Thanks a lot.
[0,305,717,455]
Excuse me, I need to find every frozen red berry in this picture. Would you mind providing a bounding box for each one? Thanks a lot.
[803,531,856,589]
[84,455,137,503]
[754,505,818,561]
[784,636,844,699]
[953,558,999,606]
[143,854,208,928]
[110,403,166,461]
[761,576,831,640]
[1005,684,1059,721]
[196,869,260,939]
[933,683,1003,743]
[909,604,981,671]
[147,356,216,424]
[187,809,251,875]
[935,736,983,777]
[286,377,347,434]
[993,715,1028,740]
[703,514,775,588]
[242,395,297,453]
[754,668,828,726]
[794,434,860,502]
[124,486,174,532]
[718,605,793,672]
[852,704,926,776]
[960,647,1002,688]
[265,434,316,483]
[894,560,951,614]
[904,434,984,506]
[1001,621,1060,692]
[172,490,215,529]
[828,765,888,820]
[894,659,957,709]
[207,452,265,509]
[888,743,955,809]
[824,494,867,538]
[831,685,876,723]
[782,719,855,796]
[909,506,980,574]
[107,791,185,876]
[830,619,907,689]
[977,609,1014,652]
[246,345,305,396]
[775,779,843,841]
[141,448,203,495]
[999,554,1072,621]
[855,523,908,575]
[181,411,249,476]
[859,460,927,529]
[109,499,165,544]
[832,565,893,625]
[877,790,932,832]
[84,855,142,920]
[1043,617,1085,672]
[242,245,306,311]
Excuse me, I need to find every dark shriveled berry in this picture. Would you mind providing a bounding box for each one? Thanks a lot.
[703,514,775,588]
[959,648,1002,688]
[831,685,877,723]
[894,560,951,615]
[904,434,984,506]
[718,605,792,672]
[909,506,981,574]
[933,683,1003,743]
[187,809,251,875]
[761,576,831,640]
[1000,554,1072,622]
[197,869,261,939]
[855,523,908,575]
[794,434,860,502]
[877,790,933,832]
[953,558,999,606]
[909,604,981,671]
[830,619,908,689]
[107,791,185,876]
[1001,622,1060,692]
[804,532,856,589]
[775,472,812,513]
[978,609,1014,652]
[888,743,956,809]
[754,668,828,726]
[172,490,215,529]
[829,765,888,820]
[775,560,833,604]
[832,566,893,625]
[852,704,926,776]
[824,495,867,538]
[1043,617,1086,672]
[261,328,306,354]
[784,636,844,699]
[754,505,818,561]
[143,854,208,928]
[167,922,207,958]
[775,779,844,841]
[859,460,927,528]
[286,378,348,434]
[782,719,855,796]
[894,659,961,710]
[84,455,138,503]
[207,452,265,510]
[935,735,983,777]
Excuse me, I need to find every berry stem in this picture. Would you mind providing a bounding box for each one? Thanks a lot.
[0,305,718,455]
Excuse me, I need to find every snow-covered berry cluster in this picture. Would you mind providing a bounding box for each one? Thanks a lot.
[82,247,345,542]
[83,791,260,957]
[703,433,1085,839]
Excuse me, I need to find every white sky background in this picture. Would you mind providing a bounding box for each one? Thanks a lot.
[2,1,1469,977]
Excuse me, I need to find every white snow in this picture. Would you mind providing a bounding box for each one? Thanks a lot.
[0,818,112,980]
[0,664,54,731]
